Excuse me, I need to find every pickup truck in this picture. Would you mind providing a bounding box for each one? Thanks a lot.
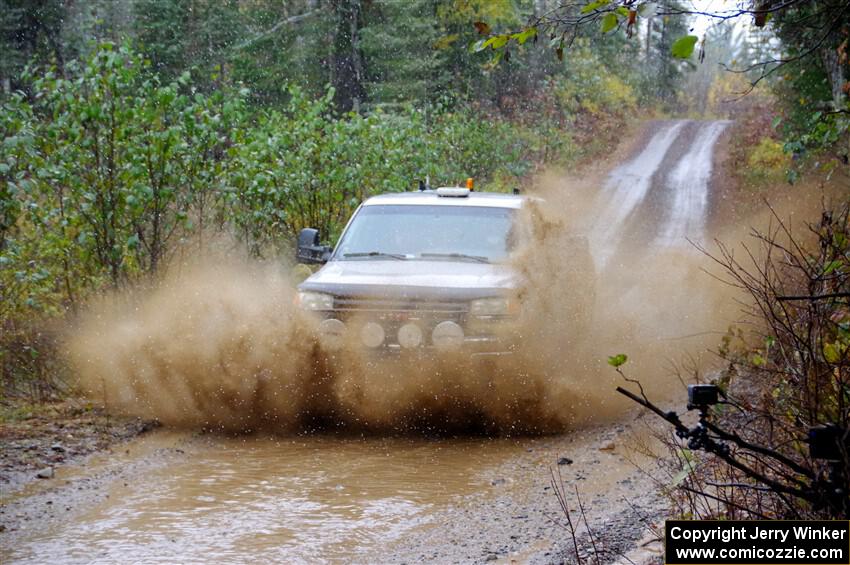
[295,185,587,356]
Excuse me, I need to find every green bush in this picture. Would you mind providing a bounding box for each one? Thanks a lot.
[746,137,790,181]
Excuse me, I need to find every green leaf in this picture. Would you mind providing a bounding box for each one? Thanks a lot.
[581,0,610,14]
[671,450,698,486]
[476,35,508,52]
[671,35,699,59]
[824,343,841,363]
[512,27,537,45]
[823,259,843,275]
[490,35,509,49]
[607,353,628,368]
[471,39,488,53]
[601,13,618,33]
[434,34,459,50]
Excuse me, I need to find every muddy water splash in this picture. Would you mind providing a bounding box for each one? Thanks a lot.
[68,264,324,431]
[67,261,598,434]
[67,119,738,433]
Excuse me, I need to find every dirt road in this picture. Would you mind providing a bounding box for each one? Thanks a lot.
[0,119,731,564]
[593,119,730,264]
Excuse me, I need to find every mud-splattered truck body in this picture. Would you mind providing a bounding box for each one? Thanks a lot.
[295,188,526,355]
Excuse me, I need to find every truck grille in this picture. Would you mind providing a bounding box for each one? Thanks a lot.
[332,297,469,315]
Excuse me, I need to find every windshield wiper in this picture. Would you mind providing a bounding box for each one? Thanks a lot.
[343,251,407,260]
[420,252,490,263]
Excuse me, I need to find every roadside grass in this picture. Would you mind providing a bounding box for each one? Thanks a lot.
[0,400,51,423]
[0,398,98,425]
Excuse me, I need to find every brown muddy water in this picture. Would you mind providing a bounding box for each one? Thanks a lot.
[4,433,529,564]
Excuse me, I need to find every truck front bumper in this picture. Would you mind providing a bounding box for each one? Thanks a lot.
[313,313,519,357]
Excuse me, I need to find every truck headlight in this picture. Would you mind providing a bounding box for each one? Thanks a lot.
[297,291,334,311]
[470,297,514,317]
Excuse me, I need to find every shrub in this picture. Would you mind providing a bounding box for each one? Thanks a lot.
[746,137,791,180]
[620,202,850,519]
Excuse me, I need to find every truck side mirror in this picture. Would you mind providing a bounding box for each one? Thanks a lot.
[296,228,332,264]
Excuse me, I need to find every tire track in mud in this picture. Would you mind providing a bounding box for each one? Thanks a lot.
[657,121,731,247]
[593,119,731,267]
[593,120,687,263]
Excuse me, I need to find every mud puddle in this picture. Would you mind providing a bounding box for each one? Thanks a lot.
[3,433,529,564]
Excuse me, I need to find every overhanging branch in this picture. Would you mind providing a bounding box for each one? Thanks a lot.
[233,10,320,51]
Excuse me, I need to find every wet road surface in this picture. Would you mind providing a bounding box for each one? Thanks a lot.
[2,424,663,564]
[4,435,526,563]
[594,119,730,265]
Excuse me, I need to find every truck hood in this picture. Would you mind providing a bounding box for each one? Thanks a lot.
[298,259,518,300]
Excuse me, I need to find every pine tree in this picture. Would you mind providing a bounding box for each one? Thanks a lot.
[359,0,447,108]
[133,0,189,78]
[331,0,366,112]
[0,0,67,90]
[230,0,333,107]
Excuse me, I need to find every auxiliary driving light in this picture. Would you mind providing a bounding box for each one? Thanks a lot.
[432,321,464,351]
[360,322,385,348]
[397,323,423,349]
[318,319,346,350]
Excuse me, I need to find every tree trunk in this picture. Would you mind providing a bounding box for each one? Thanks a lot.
[331,0,365,113]
[821,46,847,109]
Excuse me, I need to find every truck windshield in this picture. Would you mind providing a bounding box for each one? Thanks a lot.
[335,204,517,263]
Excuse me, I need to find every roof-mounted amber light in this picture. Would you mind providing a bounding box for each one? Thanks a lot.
[466,177,474,191]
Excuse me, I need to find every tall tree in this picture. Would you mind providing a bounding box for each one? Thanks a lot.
[0,0,67,91]
[133,0,189,78]
[331,0,366,112]
[230,1,331,106]
[360,0,447,108]
[435,0,525,108]
[645,0,691,106]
